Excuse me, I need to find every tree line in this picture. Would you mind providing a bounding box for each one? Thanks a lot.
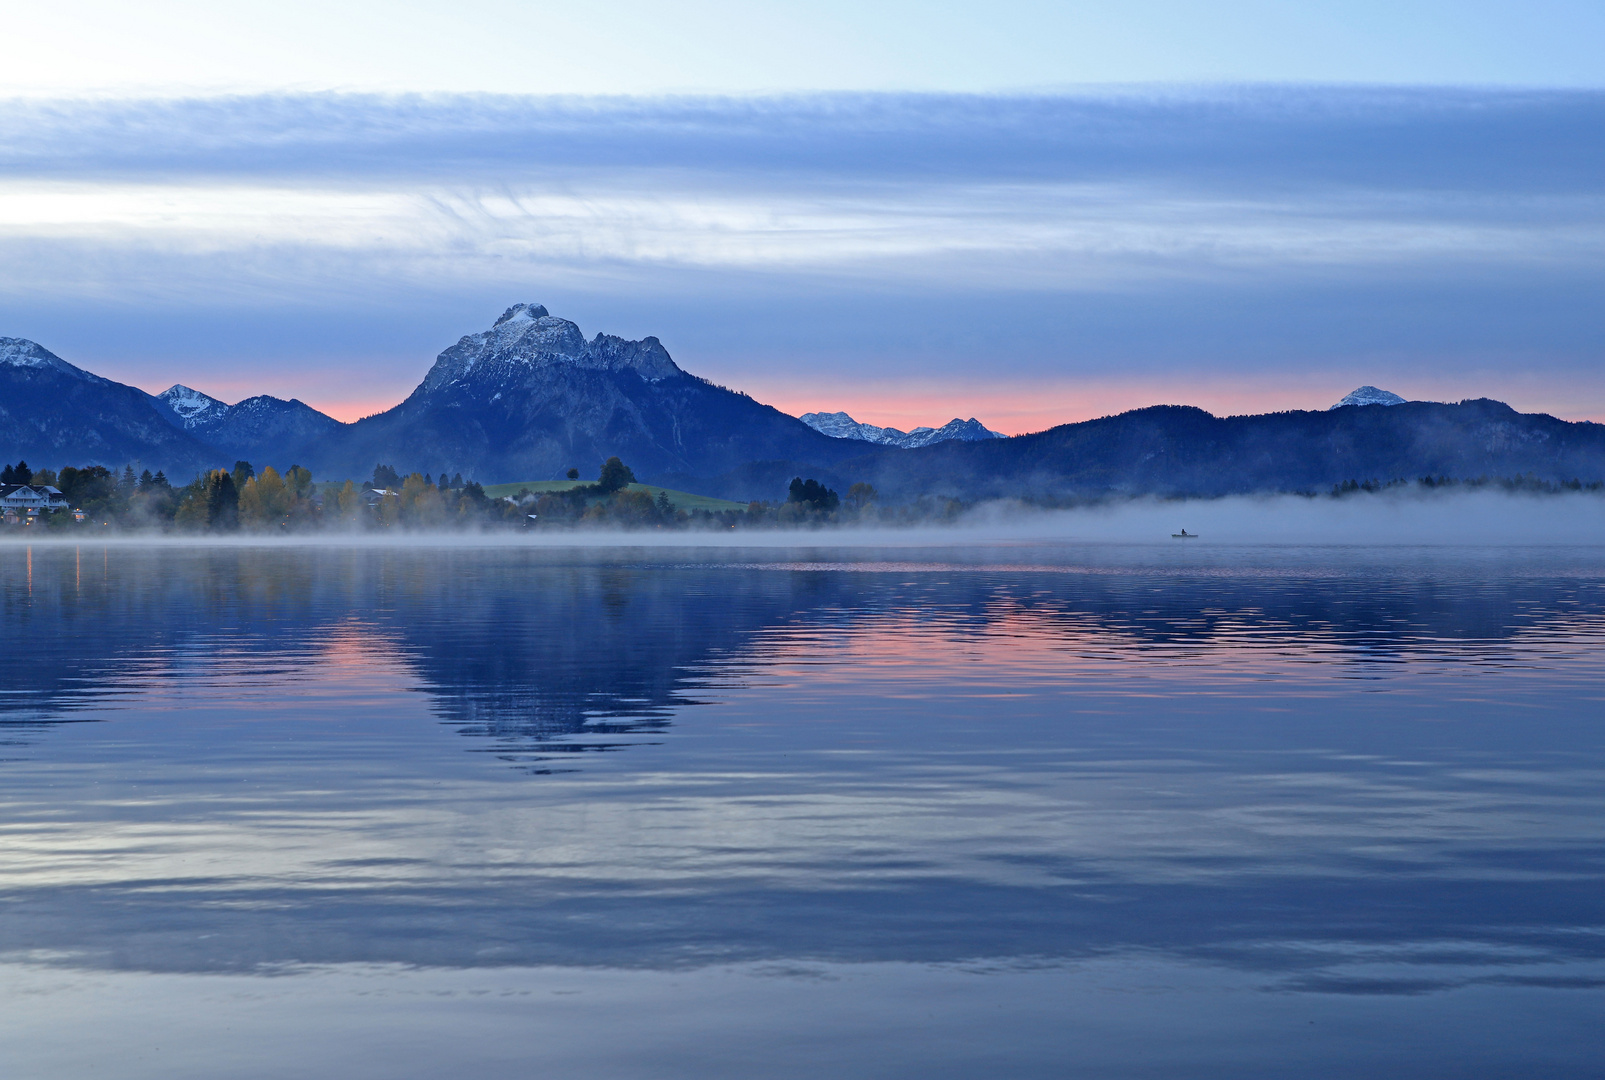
[0,458,523,532]
[2,454,969,533]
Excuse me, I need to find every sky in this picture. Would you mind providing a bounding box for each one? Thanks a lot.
[2,2,1603,430]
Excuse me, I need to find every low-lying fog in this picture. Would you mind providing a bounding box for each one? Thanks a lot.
[5,490,1605,548]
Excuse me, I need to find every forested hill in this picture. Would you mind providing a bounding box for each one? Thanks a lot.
[814,398,1605,502]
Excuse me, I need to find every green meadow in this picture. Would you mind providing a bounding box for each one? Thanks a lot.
[480,480,749,513]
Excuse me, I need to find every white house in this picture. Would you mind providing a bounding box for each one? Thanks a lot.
[0,484,69,512]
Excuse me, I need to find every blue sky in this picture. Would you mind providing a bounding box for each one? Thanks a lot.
[3,4,1603,429]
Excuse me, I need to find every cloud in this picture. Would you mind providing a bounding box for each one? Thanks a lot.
[4,88,1604,191]
[1,88,1602,423]
[4,89,1602,297]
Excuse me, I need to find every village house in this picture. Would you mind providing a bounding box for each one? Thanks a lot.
[0,484,70,518]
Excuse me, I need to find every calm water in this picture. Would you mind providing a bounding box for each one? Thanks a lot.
[2,540,1604,1078]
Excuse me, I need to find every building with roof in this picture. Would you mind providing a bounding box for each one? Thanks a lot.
[0,484,69,513]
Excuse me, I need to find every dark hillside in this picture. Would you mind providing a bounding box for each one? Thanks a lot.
[0,339,216,476]
[316,305,860,483]
[833,399,1605,501]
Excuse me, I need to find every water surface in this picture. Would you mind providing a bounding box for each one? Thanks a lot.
[2,541,1603,1078]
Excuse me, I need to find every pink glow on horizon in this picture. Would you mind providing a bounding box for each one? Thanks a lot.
[128,372,416,424]
[131,369,1605,433]
[308,398,410,423]
[742,374,1605,433]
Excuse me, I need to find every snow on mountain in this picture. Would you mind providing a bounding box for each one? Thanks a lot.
[1331,386,1407,409]
[0,340,217,474]
[799,411,1005,448]
[799,411,905,445]
[419,303,682,394]
[0,338,107,383]
[334,304,858,484]
[158,384,231,427]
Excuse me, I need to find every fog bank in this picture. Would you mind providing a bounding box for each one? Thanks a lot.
[969,490,1605,547]
[2,490,1604,550]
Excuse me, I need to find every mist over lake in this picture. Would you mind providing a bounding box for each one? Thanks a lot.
[3,537,1603,1078]
[7,2,1605,1072]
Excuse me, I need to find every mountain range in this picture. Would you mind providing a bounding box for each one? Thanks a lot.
[0,338,216,476]
[816,398,1605,503]
[798,411,1004,448]
[4,306,1605,503]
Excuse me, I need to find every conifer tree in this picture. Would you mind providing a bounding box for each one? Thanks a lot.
[284,466,313,500]
[206,469,239,530]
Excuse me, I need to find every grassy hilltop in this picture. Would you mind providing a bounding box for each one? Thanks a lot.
[481,480,748,513]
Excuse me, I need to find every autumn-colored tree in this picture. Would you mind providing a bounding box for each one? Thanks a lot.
[400,473,445,526]
[376,489,401,527]
[335,480,364,523]
[239,466,291,527]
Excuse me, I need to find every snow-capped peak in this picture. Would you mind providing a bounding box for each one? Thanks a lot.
[799,411,906,445]
[800,411,1006,448]
[0,338,104,383]
[159,384,231,427]
[420,304,682,393]
[1331,386,1407,409]
[493,303,550,327]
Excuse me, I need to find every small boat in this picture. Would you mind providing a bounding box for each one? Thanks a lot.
[1172,529,1196,538]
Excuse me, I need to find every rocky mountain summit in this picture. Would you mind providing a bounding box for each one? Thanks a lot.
[0,339,214,474]
[158,383,343,465]
[159,384,229,427]
[419,304,682,394]
[156,378,341,455]
[1332,386,1407,408]
[799,411,1005,448]
[1,337,111,384]
[322,305,857,482]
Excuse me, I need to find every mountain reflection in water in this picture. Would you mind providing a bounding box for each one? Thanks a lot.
[2,542,1603,1079]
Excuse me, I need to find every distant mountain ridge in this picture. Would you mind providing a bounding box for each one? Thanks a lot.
[0,338,216,475]
[799,411,1005,448]
[4,314,1604,505]
[819,398,1605,503]
[157,384,344,466]
[1332,386,1408,408]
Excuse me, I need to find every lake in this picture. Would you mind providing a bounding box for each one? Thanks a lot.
[2,539,1603,1078]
